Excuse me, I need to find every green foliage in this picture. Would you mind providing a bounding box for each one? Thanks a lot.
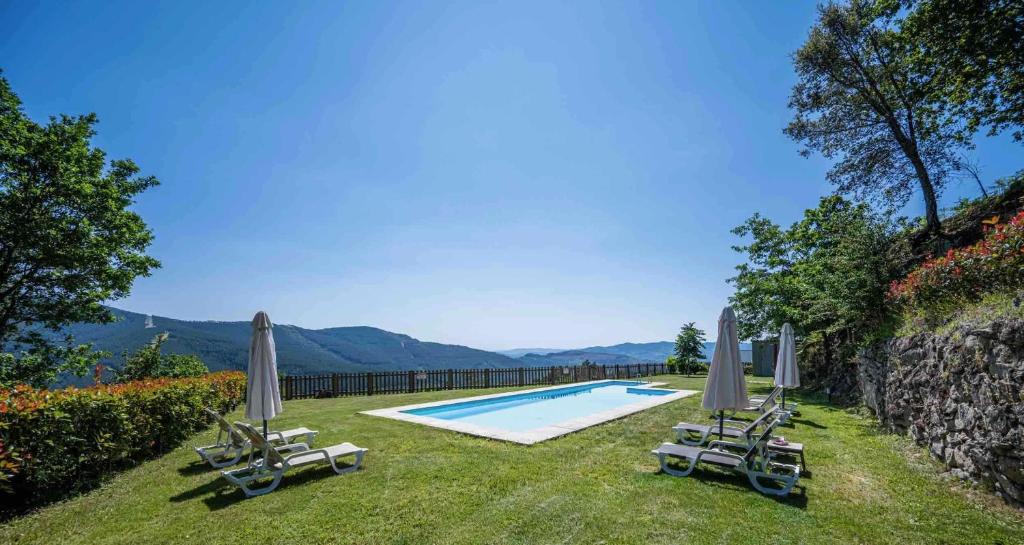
[891,0,1024,142]
[0,372,245,512]
[730,196,897,383]
[673,323,706,375]
[117,333,209,382]
[786,0,963,234]
[0,337,108,389]
[0,74,159,388]
[664,355,678,374]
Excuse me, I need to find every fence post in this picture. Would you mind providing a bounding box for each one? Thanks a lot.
[447,368,454,390]
[366,372,374,396]
[407,370,415,393]
[518,367,524,387]
[332,374,339,396]
[485,368,491,388]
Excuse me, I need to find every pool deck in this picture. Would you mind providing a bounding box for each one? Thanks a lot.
[360,379,698,444]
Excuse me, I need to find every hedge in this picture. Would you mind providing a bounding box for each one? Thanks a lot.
[0,371,245,513]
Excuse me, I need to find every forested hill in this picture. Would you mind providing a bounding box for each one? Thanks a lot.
[57,308,518,376]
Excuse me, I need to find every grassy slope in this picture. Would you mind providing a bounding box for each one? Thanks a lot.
[2,376,1021,545]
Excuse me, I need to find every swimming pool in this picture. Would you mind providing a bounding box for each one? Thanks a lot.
[361,380,697,444]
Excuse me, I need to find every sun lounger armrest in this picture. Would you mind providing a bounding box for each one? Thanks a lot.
[276,442,310,454]
[265,431,287,442]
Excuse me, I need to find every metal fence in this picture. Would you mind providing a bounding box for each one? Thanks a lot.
[279,363,669,400]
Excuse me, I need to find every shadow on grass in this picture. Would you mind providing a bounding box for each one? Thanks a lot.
[170,463,362,511]
[655,466,809,508]
[177,461,220,476]
[788,418,827,430]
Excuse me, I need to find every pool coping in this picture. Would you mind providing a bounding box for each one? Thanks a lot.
[359,379,698,445]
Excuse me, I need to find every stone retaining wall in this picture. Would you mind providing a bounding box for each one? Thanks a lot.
[858,318,1024,506]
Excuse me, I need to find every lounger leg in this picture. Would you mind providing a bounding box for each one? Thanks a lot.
[327,450,365,475]
[748,471,797,496]
[223,468,285,498]
[196,445,245,468]
[676,429,708,447]
[656,453,697,477]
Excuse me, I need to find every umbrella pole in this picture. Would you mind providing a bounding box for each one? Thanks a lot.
[782,390,786,411]
[719,410,724,439]
[262,419,268,439]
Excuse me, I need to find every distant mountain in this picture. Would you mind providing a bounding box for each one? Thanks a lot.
[578,341,676,361]
[517,350,636,366]
[506,341,752,367]
[52,308,517,379]
[495,348,567,358]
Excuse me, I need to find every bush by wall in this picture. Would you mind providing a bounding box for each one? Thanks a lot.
[0,371,245,513]
[888,211,1024,320]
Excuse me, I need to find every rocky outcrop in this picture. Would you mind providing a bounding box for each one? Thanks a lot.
[858,318,1024,507]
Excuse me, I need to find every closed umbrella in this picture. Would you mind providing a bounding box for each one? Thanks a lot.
[246,311,282,438]
[702,306,749,438]
[774,323,800,411]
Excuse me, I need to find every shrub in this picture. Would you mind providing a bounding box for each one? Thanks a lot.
[888,211,1024,318]
[117,333,210,381]
[0,371,245,513]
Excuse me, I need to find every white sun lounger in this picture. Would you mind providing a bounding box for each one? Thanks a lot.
[652,420,800,496]
[751,387,798,413]
[194,408,317,468]
[673,408,778,446]
[221,421,367,497]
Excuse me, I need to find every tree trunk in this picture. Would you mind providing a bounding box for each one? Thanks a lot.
[910,156,942,235]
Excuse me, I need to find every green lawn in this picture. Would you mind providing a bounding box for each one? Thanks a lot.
[3,375,1022,545]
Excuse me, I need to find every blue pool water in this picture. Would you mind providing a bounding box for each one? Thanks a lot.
[403,381,673,432]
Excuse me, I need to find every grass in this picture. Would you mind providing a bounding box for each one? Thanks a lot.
[2,375,1022,545]
[896,289,1024,338]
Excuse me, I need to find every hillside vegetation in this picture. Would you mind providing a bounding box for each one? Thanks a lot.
[55,308,517,379]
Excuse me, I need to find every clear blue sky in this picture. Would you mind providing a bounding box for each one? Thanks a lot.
[1,2,1019,350]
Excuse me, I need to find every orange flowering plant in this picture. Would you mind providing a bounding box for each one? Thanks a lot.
[887,211,1024,314]
[0,371,245,511]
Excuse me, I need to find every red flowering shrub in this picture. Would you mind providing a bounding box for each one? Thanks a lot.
[0,371,245,512]
[888,211,1024,314]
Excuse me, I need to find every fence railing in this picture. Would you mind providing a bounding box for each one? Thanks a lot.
[279,363,668,400]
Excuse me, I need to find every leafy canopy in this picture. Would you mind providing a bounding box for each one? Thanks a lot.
[0,73,159,387]
[785,0,964,234]
[729,195,896,343]
[889,0,1024,142]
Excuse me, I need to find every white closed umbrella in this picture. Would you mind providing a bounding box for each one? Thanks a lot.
[246,311,283,438]
[774,322,799,411]
[702,306,749,438]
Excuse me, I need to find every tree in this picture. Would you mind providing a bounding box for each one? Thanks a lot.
[785,0,964,235]
[673,323,706,376]
[730,195,896,383]
[0,74,159,387]
[892,0,1024,142]
[118,332,208,382]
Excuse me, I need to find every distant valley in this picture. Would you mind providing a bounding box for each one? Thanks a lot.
[507,341,752,367]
